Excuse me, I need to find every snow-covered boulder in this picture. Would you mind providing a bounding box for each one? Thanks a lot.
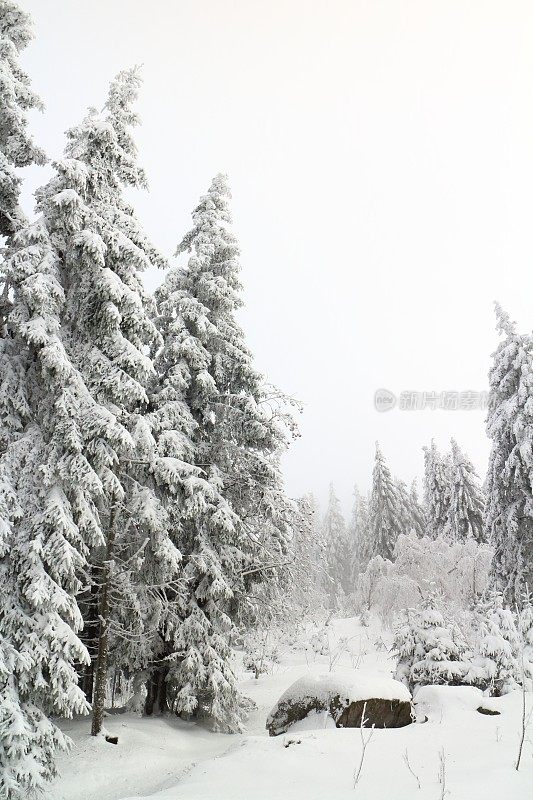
[266,671,412,736]
[413,685,484,722]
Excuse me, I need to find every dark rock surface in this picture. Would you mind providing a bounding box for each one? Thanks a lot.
[477,706,500,716]
[334,697,413,729]
[267,692,413,735]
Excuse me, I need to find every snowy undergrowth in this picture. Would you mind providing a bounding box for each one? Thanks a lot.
[52,617,533,800]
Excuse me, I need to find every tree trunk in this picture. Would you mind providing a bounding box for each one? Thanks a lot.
[144,645,171,716]
[111,668,118,709]
[145,669,168,716]
[91,497,117,736]
[80,577,100,703]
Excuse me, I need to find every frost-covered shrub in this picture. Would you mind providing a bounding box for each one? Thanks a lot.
[355,533,493,627]
[243,629,281,679]
[354,555,390,613]
[359,610,371,627]
[302,623,365,670]
[393,596,471,690]
[307,627,330,658]
[467,592,520,696]
[394,589,524,696]
[518,590,533,686]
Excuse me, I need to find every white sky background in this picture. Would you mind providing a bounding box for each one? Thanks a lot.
[17,0,533,514]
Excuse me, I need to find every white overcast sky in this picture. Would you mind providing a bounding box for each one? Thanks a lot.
[17,0,533,513]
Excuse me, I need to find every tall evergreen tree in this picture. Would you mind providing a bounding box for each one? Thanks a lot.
[0,214,93,799]
[396,477,425,538]
[0,1,46,449]
[6,69,187,744]
[144,215,241,718]
[445,438,485,543]
[294,493,326,593]
[154,174,295,731]
[369,443,403,560]
[409,479,427,536]
[350,485,371,578]
[285,493,327,613]
[0,7,95,797]
[485,304,533,603]
[423,440,451,538]
[323,482,350,601]
[0,1,45,238]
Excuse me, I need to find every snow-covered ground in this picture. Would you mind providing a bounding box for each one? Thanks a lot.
[53,617,533,800]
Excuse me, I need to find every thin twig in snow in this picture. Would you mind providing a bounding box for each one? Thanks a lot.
[353,701,375,790]
[403,749,421,790]
[515,646,528,770]
[437,748,448,800]
[515,601,531,771]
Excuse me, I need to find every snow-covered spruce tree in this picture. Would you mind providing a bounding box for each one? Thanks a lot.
[288,493,327,611]
[396,477,425,538]
[369,442,403,560]
[445,438,485,543]
[350,486,371,579]
[393,595,470,690]
[0,64,128,784]
[294,492,324,574]
[468,591,520,696]
[143,250,242,718]
[0,0,46,362]
[0,68,188,791]
[409,479,427,536]
[485,304,533,604]
[0,1,46,450]
[423,440,451,539]
[0,1,45,327]
[153,174,295,731]
[323,482,351,603]
[30,68,188,735]
[0,221,98,797]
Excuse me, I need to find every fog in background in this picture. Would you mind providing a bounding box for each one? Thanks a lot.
[17,0,533,513]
